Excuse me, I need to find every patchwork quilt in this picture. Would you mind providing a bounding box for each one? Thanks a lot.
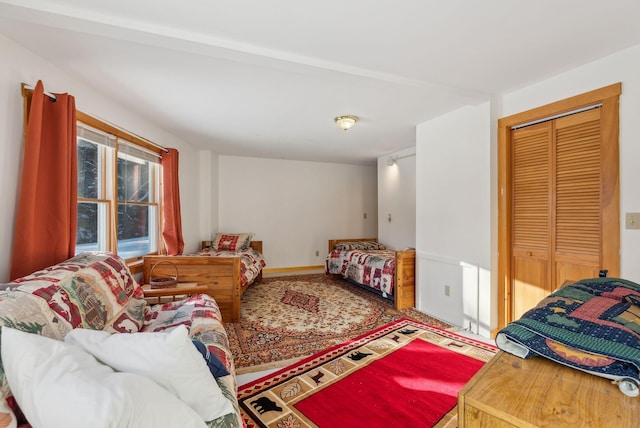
[496,277,640,382]
[325,249,396,297]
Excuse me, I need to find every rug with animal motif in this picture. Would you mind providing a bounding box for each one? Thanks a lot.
[238,318,497,428]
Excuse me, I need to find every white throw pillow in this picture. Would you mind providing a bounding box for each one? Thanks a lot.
[1,327,207,428]
[64,325,234,422]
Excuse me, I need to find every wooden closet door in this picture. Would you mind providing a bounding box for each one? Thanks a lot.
[511,122,553,319]
[553,109,602,284]
[498,83,620,330]
[511,108,604,320]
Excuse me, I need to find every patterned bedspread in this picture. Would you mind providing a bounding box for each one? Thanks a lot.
[192,247,265,286]
[325,249,396,297]
[496,277,640,382]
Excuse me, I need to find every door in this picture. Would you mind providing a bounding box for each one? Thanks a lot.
[497,83,620,329]
[511,108,604,320]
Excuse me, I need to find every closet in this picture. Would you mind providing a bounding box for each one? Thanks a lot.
[497,84,621,328]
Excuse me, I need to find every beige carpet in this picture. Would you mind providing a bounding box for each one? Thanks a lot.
[224,274,452,374]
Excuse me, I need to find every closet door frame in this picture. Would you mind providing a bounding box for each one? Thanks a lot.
[497,83,621,333]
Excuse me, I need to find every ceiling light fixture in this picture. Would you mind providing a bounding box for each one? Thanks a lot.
[386,157,396,166]
[335,115,358,131]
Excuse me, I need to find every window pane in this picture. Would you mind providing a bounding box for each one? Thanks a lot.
[118,155,150,202]
[76,202,108,254]
[117,204,157,258]
[77,139,99,199]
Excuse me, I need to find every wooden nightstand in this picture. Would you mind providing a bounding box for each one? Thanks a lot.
[142,282,208,304]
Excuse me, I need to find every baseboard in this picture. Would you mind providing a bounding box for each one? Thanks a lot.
[262,265,324,277]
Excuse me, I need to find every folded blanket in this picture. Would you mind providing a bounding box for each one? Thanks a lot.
[496,278,640,381]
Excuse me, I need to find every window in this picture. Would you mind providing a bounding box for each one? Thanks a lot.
[76,119,162,260]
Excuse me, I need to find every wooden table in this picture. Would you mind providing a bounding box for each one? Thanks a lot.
[458,350,639,427]
[142,282,208,304]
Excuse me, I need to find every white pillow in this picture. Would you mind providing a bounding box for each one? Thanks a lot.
[1,327,206,428]
[64,325,234,422]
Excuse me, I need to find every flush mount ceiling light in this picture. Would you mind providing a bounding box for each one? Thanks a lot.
[334,115,358,131]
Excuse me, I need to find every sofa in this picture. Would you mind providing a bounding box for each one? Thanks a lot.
[0,252,244,428]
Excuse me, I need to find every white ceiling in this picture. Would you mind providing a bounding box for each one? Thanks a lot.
[2,0,640,165]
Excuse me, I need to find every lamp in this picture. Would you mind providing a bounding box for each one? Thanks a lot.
[386,157,396,166]
[335,115,357,131]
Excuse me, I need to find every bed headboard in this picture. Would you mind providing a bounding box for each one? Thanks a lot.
[201,240,263,253]
[327,238,377,254]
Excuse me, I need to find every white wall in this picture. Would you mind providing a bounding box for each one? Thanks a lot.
[415,43,640,337]
[0,34,203,281]
[377,147,416,250]
[416,103,491,336]
[217,156,377,269]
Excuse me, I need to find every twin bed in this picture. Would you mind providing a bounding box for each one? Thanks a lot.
[143,236,265,323]
[325,238,416,310]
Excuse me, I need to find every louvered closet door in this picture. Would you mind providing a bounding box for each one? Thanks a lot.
[511,108,603,320]
[553,109,602,283]
[512,122,553,320]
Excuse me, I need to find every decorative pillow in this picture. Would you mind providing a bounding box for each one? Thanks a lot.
[211,233,253,252]
[192,340,230,378]
[333,241,386,251]
[1,327,207,428]
[64,325,234,422]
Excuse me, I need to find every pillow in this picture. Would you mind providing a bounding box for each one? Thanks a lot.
[64,325,234,422]
[211,233,253,252]
[192,340,230,378]
[1,327,207,428]
[333,241,387,251]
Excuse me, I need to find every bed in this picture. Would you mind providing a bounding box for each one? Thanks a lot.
[325,238,415,310]
[143,238,265,323]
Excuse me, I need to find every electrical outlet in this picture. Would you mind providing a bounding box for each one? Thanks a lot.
[315,250,319,256]
[626,212,640,229]
[445,285,450,296]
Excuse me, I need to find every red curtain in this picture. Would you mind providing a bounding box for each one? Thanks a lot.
[10,81,77,280]
[161,148,184,255]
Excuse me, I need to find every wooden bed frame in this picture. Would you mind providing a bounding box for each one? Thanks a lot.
[142,241,263,323]
[327,238,416,310]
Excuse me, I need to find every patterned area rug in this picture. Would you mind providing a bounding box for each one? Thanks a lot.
[224,274,453,373]
[238,318,497,428]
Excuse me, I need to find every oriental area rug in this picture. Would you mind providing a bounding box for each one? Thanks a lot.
[224,274,453,373]
[238,318,497,428]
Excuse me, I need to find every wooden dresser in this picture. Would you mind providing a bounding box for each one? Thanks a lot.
[458,350,639,427]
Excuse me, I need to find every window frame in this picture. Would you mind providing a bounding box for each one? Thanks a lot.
[76,111,165,263]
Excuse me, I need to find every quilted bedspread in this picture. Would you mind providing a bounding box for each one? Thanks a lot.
[325,249,396,297]
[496,277,640,381]
[193,247,265,286]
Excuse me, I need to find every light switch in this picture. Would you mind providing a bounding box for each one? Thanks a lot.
[626,213,640,229]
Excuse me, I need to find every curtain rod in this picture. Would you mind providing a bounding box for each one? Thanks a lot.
[511,104,602,130]
[22,82,169,154]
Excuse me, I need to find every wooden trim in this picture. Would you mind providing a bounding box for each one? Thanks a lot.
[77,111,164,155]
[497,83,621,332]
[600,95,621,277]
[498,83,621,129]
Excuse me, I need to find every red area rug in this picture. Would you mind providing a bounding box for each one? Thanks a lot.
[238,318,497,428]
